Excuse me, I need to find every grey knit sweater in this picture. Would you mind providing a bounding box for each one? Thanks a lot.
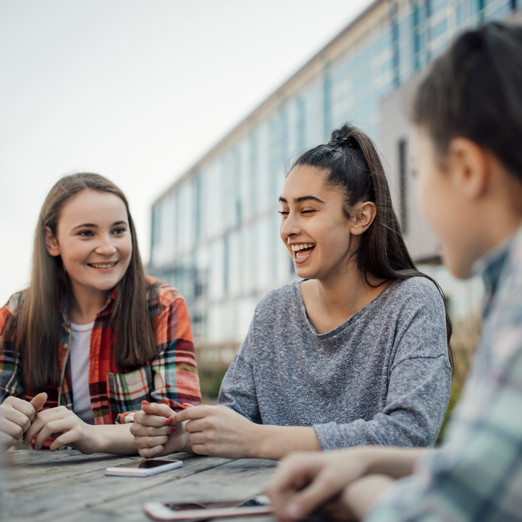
[218,277,451,450]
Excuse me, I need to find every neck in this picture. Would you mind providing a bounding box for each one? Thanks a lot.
[68,282,109,325]
[312,261,388,318]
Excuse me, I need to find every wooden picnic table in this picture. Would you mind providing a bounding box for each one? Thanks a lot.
[1,450,278,522]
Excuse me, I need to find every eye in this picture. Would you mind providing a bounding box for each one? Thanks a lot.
[78,230,93,237]
[278,210,289,216]
[301,210,316,215]
[112,227,127,235]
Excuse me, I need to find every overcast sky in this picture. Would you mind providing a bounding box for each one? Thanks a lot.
[0,0,372,304]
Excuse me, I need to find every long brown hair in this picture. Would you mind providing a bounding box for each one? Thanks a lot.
[5,173,158,390]
[292,124,453,360]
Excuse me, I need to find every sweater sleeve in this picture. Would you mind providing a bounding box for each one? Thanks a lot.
[313,291,451,450]
[218,317,262,424]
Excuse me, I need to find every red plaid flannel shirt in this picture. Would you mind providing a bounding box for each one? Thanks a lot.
[0,278,201,424]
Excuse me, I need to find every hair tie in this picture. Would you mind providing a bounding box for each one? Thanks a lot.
[324,134,359,156]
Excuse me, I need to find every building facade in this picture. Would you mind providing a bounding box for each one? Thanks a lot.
[149,0,519,357]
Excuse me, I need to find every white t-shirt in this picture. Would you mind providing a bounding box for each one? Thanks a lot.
[69,322,95,425]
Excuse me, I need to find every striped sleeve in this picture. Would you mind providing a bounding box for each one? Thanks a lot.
[0,295,25,403]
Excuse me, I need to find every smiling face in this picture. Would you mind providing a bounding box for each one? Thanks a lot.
[279,165,357,282]
[45,189,132,302]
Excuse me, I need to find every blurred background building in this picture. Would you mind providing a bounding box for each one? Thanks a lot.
[149,0,520,371]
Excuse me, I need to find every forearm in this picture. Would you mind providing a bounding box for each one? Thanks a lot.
[359,446,429,478]
[253,425,321,460]
[90,423,138,455]
[342,474,395,520]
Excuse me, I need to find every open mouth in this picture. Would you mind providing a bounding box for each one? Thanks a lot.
[87,261,119,270]
[291,243,316,263]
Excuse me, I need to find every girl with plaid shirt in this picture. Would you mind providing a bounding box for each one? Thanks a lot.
[0,173,200,454]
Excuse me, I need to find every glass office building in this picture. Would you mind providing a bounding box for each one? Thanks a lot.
[150,0,519,354]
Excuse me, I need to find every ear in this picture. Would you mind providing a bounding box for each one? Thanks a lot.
[447,137,489,199]
[350,201,377,236]
[44,226,60,257]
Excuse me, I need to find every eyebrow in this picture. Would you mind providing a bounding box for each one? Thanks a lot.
[278,196,325,204]
[73,220,127,230]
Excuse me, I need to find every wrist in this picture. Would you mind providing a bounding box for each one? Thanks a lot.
[249,423,271,459]
[86,424,104,454]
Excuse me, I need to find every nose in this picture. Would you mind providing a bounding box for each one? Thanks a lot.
[95,233,117,256]
[280,210,301,240]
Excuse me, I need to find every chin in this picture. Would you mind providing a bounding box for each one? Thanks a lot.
[444,255,474,280]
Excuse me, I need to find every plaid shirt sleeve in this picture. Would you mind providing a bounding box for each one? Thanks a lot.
[0,294,25,403]
[364,247,522,521]
[117,285,201,423]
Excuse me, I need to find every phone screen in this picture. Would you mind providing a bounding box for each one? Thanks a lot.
[166,496,269,511]
[114,459,175,469]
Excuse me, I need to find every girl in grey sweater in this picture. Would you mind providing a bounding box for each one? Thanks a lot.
[131,125,452,460]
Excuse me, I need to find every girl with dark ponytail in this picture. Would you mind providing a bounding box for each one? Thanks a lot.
[131,124,452,462]
[265,21,522,522]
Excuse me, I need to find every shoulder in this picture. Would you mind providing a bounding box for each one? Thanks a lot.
[0,290,26,335]
[146,276,185,308]
[390,276,444,309]
[254,280,300,316]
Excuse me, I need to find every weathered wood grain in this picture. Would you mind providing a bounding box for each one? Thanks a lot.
[2,451,278,522]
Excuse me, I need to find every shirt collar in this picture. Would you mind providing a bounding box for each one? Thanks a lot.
[472,221,522,299]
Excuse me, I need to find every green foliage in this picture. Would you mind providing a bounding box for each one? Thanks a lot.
[199,367,229,401]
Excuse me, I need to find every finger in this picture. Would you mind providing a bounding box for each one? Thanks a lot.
[184,418,209,433]
[173,405,212,423]
[266,457,325,520]
[0,429,18,448]
[130,423,172,437]
[48,429,83,452]
[191,443,210,456]
[140,401,175,419]
[2,407,32,435]
[138,444,164,458]
[187,432,209,446]
[29,393,48,416]
[283,469,346,521]
[3,397,35,420]
[134,434,170,450]
[24,408,67,444]
[0,418,25,443]
[34,419,71,450]
[134,410,173,427]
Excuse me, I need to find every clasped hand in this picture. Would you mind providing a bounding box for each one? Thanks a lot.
[0,394,99,453]
[131,402,259,459]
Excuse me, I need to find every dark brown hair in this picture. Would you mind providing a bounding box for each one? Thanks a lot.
[292,124,453,357]
[412,21,522,180]
[5,173,158,390]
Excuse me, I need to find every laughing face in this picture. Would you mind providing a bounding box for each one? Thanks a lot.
[45,189,132,303]
[279,165,356,282]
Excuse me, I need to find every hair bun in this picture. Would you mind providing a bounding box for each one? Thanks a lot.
[329,134,360,150]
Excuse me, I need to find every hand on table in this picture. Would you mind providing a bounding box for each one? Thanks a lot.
[131,401,192,458]
[264,449,376,522]
[173,405,260,459]
[0,393,47,449]
[24,405,100,453]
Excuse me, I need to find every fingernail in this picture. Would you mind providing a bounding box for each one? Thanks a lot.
[286,503,302,520]
[141,400,150,405]
[170,426,177,433]
[164,418,172,425]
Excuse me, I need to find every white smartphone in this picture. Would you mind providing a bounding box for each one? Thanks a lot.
[144,497,272,521]
[105,459,183,477]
